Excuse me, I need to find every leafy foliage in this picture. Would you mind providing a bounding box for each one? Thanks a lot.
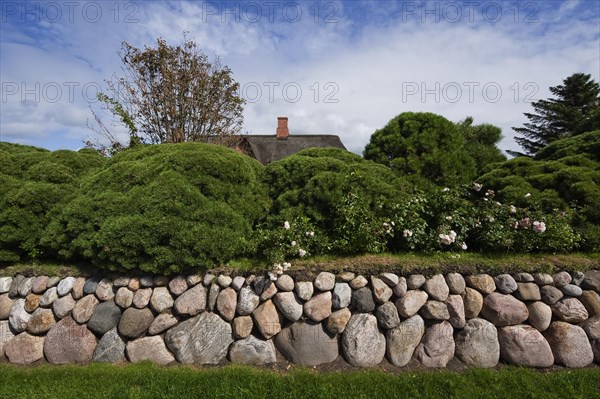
[364,112,477,187]
[511,72,600,156]
[44,143,268,274]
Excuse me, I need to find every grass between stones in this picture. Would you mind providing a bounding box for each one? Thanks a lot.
[0,363,598,399]
[2,253,599,279]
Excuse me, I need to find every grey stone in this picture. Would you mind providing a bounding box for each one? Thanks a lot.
[231,276,245,291]
[295,281,314,301]
[0,277,12,294]
[32,276,49,294]
[0,320,15,357]
[462,287,483,319]
[314,272,336,291]
[445,273,465,295]
[52,295,76,319]
[498,325,554,367]
[118,307,154,339]
[150,287,174,313]
[386,315,425,367]
[455,318,499,368]
[88,301,121,335]
[236,286,260,316]
[113,277,130,287]
[275,321,339,366]
[275,275,294,291]
[273,292,303,322]
[582,270,600,291]
[203,273,215,286]
[5,332,44,364]
[513,272,534,282]
[217,275,232,288]
[83,276,101,295]
[9,275,24,298]
[140,276,154,287]
[18,277,34,297]
[174,284,207,316]
[208,283,220,311]
[371,276,393,304]
[253,276,267,295]
[44,317,97,364]
[93,327,126,363]
[47,276,60,288]
[494,274,517,294]
[351,287,376,313]
[332,283,351,309]
[27,308,56,335]
[39,287,58,307]
[232,316,253,339]
[393,277,408,297]
[95,278,115,301]
[245,274,256,287]
[229,335,276,365]
[465,274,496,294]
[581,316,600,340]
[481,293,528,327]
[414,321,455,368]
[571,271,585,286]
[303,291,332,322]
[0,294,14,319]
[551,297,588,323]
[216,288,237,321]
[553,271,572,287]
[544,321,593,368]
[423,274,449,301]
[395,290,428,318]
[115,287,134,308]
[380,273,399,287]
[326,307,351,334]
[128,277,140,291]
[132,288,152,308]
[72,277,86,299]
[148,313,178,335]
[527,301,552,331]
[349,275,368,289]
[533,273,554,285]
[515,282,541,301]
[9,299,30,332]
[375,302,400,329]
[407,274,426,289]
[420,300,450,320]
[165,312,233,365]
[560,284,583,297]
[72,294,99,324]
[153,276,169,287]
[127,336,175,365]
[445,294,466,328]
[342,314,386,367]
[540,285,564,305]
[168,276,188,296]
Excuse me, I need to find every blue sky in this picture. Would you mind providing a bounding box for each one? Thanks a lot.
[1,0,599,154]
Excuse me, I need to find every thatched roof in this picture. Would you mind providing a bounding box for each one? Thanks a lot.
[241,135,347,164]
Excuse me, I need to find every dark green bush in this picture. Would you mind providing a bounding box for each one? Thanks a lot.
[44,143,268,274]
[0,143,105,262]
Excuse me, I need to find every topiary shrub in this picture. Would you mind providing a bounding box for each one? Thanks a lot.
[0,143,106,262]
[257,148,417,260]
[44,143,269,274]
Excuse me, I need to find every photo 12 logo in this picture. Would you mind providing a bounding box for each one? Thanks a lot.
[199,1,339,23]
[401,81,539,104]
[237,81,340,104]
[400,1,539,23]
[1,1,139,24]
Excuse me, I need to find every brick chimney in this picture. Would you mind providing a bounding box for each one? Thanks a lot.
[276,117,289,140]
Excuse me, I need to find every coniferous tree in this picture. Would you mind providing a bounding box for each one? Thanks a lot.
[510,73,600,157]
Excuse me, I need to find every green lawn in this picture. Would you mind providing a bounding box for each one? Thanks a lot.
[0,363,598,399]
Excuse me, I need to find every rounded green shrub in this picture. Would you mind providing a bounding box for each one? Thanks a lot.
[44,143,269,274]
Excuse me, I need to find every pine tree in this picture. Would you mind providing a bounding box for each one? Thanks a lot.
[510,73,600,157]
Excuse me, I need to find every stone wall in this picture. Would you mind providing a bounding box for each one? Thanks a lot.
[0,270,599,368]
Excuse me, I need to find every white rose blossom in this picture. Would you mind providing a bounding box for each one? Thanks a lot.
[284,221,290,229]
